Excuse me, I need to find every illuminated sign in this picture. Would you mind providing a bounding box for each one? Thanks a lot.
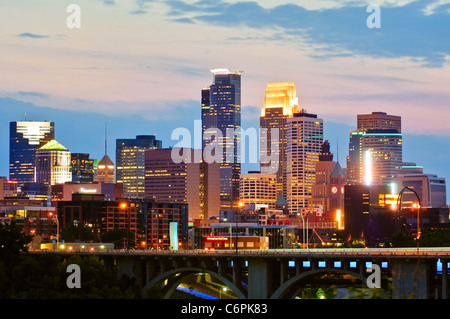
[205,236,229,241]
[80,188,97,193]
[331,186,338,194]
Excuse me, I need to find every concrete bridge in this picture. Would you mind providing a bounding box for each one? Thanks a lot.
[50,248,450,299]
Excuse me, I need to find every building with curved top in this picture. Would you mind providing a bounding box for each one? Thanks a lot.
[35,139,71,186]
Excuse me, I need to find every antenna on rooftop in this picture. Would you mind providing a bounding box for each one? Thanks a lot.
[105,121,107,156]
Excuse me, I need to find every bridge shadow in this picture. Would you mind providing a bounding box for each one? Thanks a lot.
[271,268,370,299]
[143,267,247,299]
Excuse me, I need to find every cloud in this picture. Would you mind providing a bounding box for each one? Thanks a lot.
[17,91,48,98]
[18,32,49,39]
[162,0,450,67]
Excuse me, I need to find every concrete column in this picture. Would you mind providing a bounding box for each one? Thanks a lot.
[232,259,242,288]
[280,259,288,284]
[442,259,447,299]
[248,259,273,299]
[392,259,429,299]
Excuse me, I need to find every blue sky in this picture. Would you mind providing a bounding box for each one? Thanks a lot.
[1,0,449,203]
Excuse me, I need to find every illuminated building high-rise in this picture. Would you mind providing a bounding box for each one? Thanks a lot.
[116,135,162,198]
[286,111,323,214]
[9,121,54,183]
[346,112,402,186]
[260,82,300,198]
[202,68,242,211]
[144,148,220,220]
[35,140,72,186]
[71,153,94,183]
[239,171,277,209]
[97,155,115,184]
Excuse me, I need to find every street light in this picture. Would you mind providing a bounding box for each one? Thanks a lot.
[220,286,228,299]
[236,202,244,254]
[397,186,422,254]
[48,212,59,250]
[300,209,311,250]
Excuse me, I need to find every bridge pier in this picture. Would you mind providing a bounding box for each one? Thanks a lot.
[391,259,429,299]
[248,259,273,299]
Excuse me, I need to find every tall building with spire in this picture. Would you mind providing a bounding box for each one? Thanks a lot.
[97,123,115,184]
[260,82,300,199]
[309,141,346,215]
[9,121,54,183]
[202,68,242,211]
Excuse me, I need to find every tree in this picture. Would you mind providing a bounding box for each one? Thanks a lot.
[101,228,135,249]
[419,228,450,247]
[0,220,33,264]
[390,231,415,247]
[60,222,95,242]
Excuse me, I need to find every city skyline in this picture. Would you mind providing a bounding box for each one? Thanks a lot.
[1,0,449,204]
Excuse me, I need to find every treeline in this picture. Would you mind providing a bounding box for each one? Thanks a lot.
[0,221,140,299]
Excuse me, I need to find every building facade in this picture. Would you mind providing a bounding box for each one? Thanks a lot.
[260,82,300,198]
[202,68,242,211]
[144,148,220,220]
[116,135,162,198]
[71,153,94,183]
[97,154,115,184]
[286,111,323,214]
[35,140,72,186]
[395,173,447,208]
[309,141,346,216]
[239,172,277,209]
[9,121,55,183]
[346,112,402,186]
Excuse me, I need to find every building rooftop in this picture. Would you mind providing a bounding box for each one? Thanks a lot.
[39,139,68,151]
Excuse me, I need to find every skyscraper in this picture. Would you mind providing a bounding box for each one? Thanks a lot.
[286,110,323,214]
[346,112,402,186]
[35,139,72,186]
[116,135,162,198]
[9,121,54,183]
[260,82,300,198]
[202,68,242,211]
[71,153,94,183]
[144,148,220,220]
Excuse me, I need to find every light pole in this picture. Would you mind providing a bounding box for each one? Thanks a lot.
[397,186,422,253]
[300,209,311,250]
[220,286,227,299]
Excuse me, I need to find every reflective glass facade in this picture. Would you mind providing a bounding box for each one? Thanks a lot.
[116,135,162,198]
[202,69,242,211]
[9,121,54,183]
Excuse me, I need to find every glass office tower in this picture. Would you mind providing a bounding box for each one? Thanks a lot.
[346,112,402,186]
[9,121,55,183]
[260,82,300,198]
[71,153,94,183]
[116,135,162,198]
[202,68,242,211]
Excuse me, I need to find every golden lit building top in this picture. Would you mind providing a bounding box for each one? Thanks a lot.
[262,82,299,117]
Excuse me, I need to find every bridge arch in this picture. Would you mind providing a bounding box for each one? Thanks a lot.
[144,267,247,299]
[270,267,368,299]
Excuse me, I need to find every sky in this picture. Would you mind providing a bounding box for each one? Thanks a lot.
[0,0,449,204]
